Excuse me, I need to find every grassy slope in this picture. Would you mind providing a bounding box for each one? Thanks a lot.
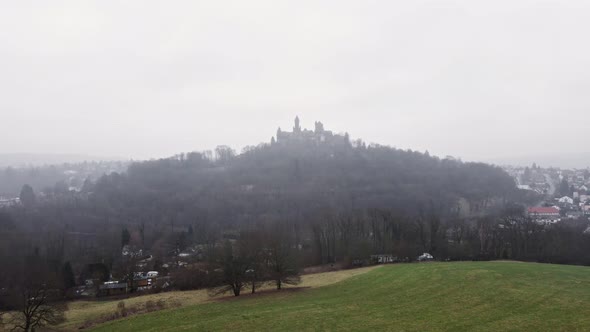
[60,266,377,330]
[93,262,590,332]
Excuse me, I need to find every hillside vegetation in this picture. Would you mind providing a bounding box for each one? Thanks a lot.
[94,262,590,332]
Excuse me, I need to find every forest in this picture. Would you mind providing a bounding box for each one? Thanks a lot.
[1,138,589,329]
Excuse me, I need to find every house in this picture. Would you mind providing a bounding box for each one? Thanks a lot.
[132,272,158,291]
[0,197,20,208]
[133,277,151,290]
[558,196,574,205]
[98,282,127,297]
[370,254,397,264]
[527,207,560,220]
[566,211,584,219]
[517,185,534,191]
[122,245,144,258]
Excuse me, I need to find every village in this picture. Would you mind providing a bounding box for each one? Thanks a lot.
[504,165,590,223]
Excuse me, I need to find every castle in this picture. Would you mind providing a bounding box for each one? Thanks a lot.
[273,116,349,147]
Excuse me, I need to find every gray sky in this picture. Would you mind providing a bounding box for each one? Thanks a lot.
[1,1,589,166]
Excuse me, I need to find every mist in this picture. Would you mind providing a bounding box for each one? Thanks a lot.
[3,3,590,329]
[1,1,589,167]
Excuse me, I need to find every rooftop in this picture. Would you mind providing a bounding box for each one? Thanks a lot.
[528,207,560,214]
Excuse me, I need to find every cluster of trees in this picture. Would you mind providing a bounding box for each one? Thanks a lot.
[306,204,590,266]
[559,178,573,197]
[211,227,301,296]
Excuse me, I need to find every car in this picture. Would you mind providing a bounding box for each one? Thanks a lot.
[418,253,434,261]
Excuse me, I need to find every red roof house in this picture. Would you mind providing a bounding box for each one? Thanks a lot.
[527,207,560,219]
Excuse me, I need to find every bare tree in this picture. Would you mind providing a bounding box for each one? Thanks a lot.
[239,230,266,294]
[266,228,301,290]
[3,252,67,332]
[210,241,249,297]
[8,283,67,332]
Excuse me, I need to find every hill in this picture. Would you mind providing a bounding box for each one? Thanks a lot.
[0,120,528,276]
[117,131,518,222]
[93,261,590,331]
[74,126,521,265]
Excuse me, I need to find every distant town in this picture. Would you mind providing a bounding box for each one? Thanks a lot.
[0,160,128,207]
[503,164,590,223]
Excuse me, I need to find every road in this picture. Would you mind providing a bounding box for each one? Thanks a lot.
[545,174,556,196]
[535,174,557,207]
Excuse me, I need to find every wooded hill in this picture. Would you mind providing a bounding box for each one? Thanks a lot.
[101,140,516,222]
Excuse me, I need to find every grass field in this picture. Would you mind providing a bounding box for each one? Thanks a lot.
[58,266,378,330]
[91,262,590,331]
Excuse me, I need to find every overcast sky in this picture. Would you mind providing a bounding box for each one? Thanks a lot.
[1,1,589,166]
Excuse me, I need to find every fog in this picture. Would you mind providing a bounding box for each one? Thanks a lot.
[1,1,589,166]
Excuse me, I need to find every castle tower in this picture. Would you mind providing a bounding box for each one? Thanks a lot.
[294,116,301,133]
[314,121,324,133]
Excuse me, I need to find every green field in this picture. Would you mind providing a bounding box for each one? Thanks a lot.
[93,262,590,331]
[57,266,376,330]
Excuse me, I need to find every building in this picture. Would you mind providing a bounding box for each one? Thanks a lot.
[527,207,560,220]
[274,116,349,147]
[132,272,158,291]
[98,282,128,297]
[558,196,574,205]
[566,211,584,219]
[0,197,20,208]
[370,254,397,264]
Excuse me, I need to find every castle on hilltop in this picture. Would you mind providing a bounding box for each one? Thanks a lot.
[272,116,349,147]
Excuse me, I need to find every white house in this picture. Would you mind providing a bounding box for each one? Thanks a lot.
[517,185,533,191]
[558,196,574,205]
[0,197,20,208]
